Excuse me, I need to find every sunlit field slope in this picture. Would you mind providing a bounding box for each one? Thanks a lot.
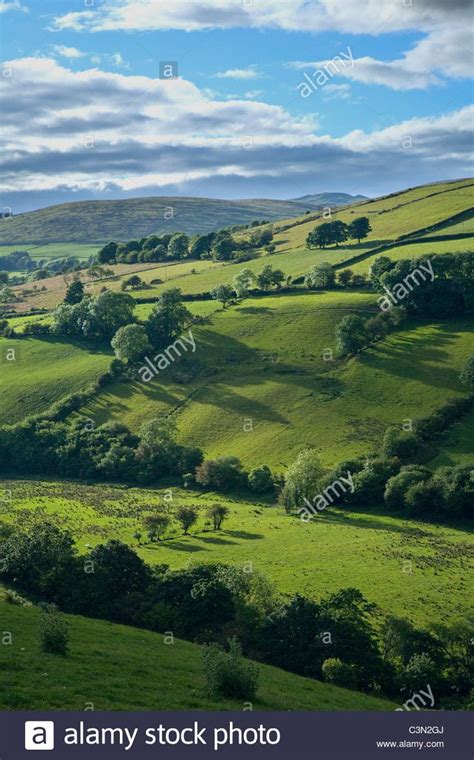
[0,335,111,425]
[1,481,472,629]
[0,601,395,711]
[77,292,473,469]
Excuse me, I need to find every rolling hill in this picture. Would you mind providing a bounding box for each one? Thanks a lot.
[1,479,472,629]
[0,193,364,246]
[292,192,368,207]
[0,599,395,711]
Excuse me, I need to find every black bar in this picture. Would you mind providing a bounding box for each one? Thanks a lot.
[1,710,472,759]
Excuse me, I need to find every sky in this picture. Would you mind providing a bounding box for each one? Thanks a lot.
[0,0,473,213]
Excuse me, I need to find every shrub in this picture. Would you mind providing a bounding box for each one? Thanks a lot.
[203,637,259,700]
[459,355,474,389]
[384,467,431,511]
[322,658,359,689]
[175,505,198,535]
[5,589,32,606]
[382,428,419,461]
[22,321,50,335]
[39,604,69,655]
[404,479,445,516]
[195,456,245,491]
[206,504,230,530]
[248,465,274,493]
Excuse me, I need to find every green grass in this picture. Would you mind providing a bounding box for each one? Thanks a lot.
[266,180,474,254]
[0,197,316,246]
[0,335,111,425]
[429,406,474,469]
[0,243,99,260]
[1,480,472,629]
[0,600,394,711]
[349,238,474,275]
[79,292,473,469]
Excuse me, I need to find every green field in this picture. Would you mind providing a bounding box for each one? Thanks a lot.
[6,180,473,317]
[0,197,319,245]
[0,243,99,260]
[0,600,394,711]
[0,335,111,425]
[349,237,474,275]
[265,180,474,254]
[429,406,474,469]
[76,292,473,469]
[1,480,472,629]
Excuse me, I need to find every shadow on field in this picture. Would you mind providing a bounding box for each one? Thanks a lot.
[225,529,264,540]
[195,535,236,545]
[236,307,272,314]
[317,511,431,537]
[361,322,467,392]
[153,541,207,553]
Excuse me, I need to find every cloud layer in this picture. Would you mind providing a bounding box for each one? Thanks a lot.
[1,57,472,208]
[51,0,472,34]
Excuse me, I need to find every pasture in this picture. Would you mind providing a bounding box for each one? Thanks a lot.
[0,600,394,711]
[0,479,472,629]
[77,292,473,469]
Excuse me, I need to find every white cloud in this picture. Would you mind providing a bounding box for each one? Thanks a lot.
[215,67,261,80]
[293,24,472,90]
[0,0,27,13]
[0,57,471,201]
[51,1,473,91]
[51,0,472,33]
[53,45,88,59]
[323,83,351,100]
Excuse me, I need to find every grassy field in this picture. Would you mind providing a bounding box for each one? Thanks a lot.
[349,237,474,275]
[0,243,100,260]
[0,197,318,245]
[263,180,474,254]
[429,407,474,469]
[3,180,472,316]
[0,600,394,711]
[1,480,472,629]
[0,335,111,425]
[76,292,473,469]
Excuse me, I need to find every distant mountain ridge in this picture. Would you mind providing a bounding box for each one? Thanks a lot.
[0,192,366,245]
[291,192,368,208]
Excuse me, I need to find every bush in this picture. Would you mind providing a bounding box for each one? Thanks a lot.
[384,467,430,511]
[203,637,259,700]
[5,589,32,606]
[322,658,359,689]
[39,604,69,655]
[382,428,419,461]
[23,321,50,335]
[247,465,274,493]
[195,456,245,491]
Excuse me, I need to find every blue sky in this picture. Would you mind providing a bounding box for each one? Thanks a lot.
[1,0,473,212]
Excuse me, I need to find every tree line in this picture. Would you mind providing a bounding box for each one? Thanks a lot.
[306,217,371,249]
[1,523,472,708]
[97,226,275,266]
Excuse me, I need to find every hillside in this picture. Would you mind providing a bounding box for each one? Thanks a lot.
[292,192,368,207]
[74,292,472,469]
[0,194,361,246]
[1,480,472,629]
[0,600,394,711]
